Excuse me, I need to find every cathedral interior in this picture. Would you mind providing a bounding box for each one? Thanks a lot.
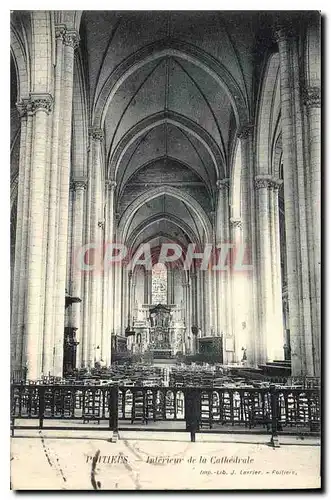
[10,11,321,381]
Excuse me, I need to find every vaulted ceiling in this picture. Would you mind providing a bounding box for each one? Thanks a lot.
[79,11,261,248]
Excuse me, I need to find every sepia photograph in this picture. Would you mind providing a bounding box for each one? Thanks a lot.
[9,8,321,490]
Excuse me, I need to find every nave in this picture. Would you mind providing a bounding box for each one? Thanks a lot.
[10,11,321,381]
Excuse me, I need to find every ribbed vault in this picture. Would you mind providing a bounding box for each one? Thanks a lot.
[78,11,258,251]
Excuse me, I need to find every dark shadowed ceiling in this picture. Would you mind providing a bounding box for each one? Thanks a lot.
[79,11,262,248]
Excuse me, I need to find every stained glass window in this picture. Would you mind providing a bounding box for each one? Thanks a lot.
[152,263,167,305]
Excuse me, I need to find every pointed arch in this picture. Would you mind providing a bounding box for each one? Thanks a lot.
[127,214,200,251]
[10,22,30,100]
[118,185,212,243]
[93,39,249,129]
[109,110,225,181]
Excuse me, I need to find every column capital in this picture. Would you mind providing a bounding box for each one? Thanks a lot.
[273,23,299,43]
[89,127,104,142]
[55,24,66,41]
[230,217,242,229]
[16,100,28,118]
[255,175,282,190]
[106,179,117,191]
[70,179,87,191]
[271,178,283,190]
[237,124,254,140]
[63,29,80,50]
[209,210,216,221]
[303,86,321,108]
[28,93,53,114]
[216,178,230,190]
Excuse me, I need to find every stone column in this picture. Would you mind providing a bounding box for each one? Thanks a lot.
[270,180,285,360]
[191,271,197,327]
[171,269,175,304]
[183,281,188,353]
[209,210,216,335]
[23,94,53,380]
[16,111,33,369]
[167,267,174,304]
[121,269,128,340]
[254,176,284,363]
[132,282,137,322]
[189,271,197,354]
[11,101,28,370]
[95,173,104,363]
[65,185,74,305]
[215,179,231,360]
[113,265,122,335]
[292,37,315,375]
[113,223,122,335]
[238,127,258,367]
[87,127,103,367]
[304,86,321,375]
[53,29,79,376]
[254,177,272,363]
[276,26,315,375]
[42,26,65,375]
[197,269,205,335]
[101,180,116,366]
[40,109,53,374]
[127,271,133,327]
[15,101,34,373]
[70,180,86,367]
[81,176,92,367]
[144,270,152,304]
[195,268,201,330]
[229,217,244,363]
[202,269,212,337]
[187,278,192,353]
[148,269,152,304]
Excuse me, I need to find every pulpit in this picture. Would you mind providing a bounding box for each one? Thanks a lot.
[63,327,79,376]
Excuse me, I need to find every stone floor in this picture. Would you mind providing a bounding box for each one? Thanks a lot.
[11,429,321,490]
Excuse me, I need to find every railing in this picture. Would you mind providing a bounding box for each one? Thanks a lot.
[287,377,321,389]
[118,387,186,424]
[275,387,320,431]
[11,368,27,384]
[196,386,320,435]
[11,384,118,439]
[11,384,320,444]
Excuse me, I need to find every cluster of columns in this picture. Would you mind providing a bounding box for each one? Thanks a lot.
[275,24,320,376]
[255,175,284,363]
[11,25,80,380]
[74,128,117,368]
[213,127,286,368]
[214,179,232,362]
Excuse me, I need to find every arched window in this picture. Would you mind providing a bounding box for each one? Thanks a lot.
[152,263,167,305]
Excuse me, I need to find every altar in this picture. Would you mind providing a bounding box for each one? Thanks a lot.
[132,303,186,357]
